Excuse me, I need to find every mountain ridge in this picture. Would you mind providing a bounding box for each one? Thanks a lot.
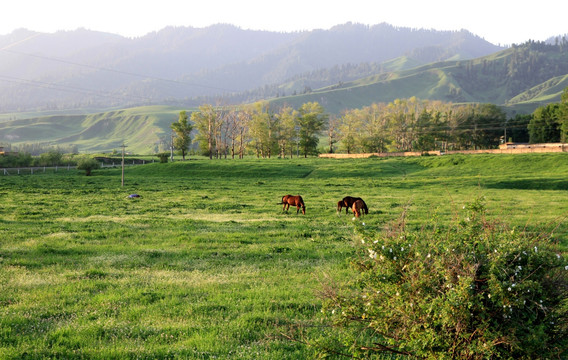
[0,23,503,112]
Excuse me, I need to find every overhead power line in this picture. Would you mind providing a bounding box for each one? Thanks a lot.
[0,48,238,93]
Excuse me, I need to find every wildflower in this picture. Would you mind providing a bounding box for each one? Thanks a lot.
[373,240,378,244]
[352,217,356,221]
[393,256,397,260]
[488,294,491,299]
[565,265,568,270]
[427,253,431,258]
[534,246,538,253]
[362,222,365,226]
[401,247,404,251]
[361,239,365,244]
[508,287,512,291]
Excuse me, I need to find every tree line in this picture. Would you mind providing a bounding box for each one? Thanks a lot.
[170,90,568,158]
[170,101,328,159]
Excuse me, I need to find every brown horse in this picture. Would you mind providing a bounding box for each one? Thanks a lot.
[352,199,365,218]
[337,196,368,215]
[280,194,306,214]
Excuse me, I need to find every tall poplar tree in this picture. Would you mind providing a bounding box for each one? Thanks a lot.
[170,110,193,160]
[297,102,328,157]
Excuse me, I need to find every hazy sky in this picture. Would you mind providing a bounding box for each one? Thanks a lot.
[1,0,566,45]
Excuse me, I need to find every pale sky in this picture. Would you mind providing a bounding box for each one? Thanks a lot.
[1,0,566,46]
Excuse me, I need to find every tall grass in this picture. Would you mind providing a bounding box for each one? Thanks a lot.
[0,154,566,358]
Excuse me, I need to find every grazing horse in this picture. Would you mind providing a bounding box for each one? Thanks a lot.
[352,199,365,218]
[280,194,306,214]
[337,196,368,215]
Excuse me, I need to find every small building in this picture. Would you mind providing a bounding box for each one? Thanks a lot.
[0,147,18,156]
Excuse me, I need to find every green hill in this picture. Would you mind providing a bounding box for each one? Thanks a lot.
[270,41,568,115]
[0,106,186,154]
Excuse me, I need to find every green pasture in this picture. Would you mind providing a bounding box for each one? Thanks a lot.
[1,154,567,359]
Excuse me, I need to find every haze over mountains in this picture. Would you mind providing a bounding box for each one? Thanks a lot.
[1,23,568,154]
[0,23,504,112]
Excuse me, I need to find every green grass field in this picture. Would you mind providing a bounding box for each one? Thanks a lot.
[1,154,567,359]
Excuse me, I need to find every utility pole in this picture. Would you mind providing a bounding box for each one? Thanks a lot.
[170,131,174,162]
[121,143,127,187]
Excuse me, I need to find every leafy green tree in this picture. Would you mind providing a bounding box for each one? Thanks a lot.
[529,103,561,143]
[192,104,217,159]
[559,87,568,142]
[363,103,390,153]
[297,102,328,157]
[77,157,100,176]
[276,105,298,158]
[507,114,532,143]
[248,101,279,158]
[338,109,362,154]
[171,111,193,161]
[470,103,507,149]
[36,149,63,166]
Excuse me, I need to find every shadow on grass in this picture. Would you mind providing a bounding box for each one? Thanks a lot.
[485,178,568,191]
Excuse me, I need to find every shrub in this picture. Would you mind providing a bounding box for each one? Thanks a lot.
[76,157,100,176]
[317,198,567,359]
[156,152,169,163]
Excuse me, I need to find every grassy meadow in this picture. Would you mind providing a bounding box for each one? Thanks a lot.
[1,154,567,359]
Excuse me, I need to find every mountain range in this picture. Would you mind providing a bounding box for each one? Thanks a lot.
[0,23,503,112]
[1,23,567,154]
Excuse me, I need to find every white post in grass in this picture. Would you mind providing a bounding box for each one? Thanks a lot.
[121,143,127,187]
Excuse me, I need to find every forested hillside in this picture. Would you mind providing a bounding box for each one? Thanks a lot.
[0,23,500,112]
[269,40,568,114]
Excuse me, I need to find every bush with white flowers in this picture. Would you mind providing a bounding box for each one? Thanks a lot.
[318,197,567,359]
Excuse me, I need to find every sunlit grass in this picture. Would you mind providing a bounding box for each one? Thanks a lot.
[1,154,567,358]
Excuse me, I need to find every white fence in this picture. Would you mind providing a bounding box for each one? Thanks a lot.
[1,160,152,176]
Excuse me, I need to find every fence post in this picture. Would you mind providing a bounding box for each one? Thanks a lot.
[31,168,34,175]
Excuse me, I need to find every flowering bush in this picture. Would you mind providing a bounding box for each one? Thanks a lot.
[319,198,567,359]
